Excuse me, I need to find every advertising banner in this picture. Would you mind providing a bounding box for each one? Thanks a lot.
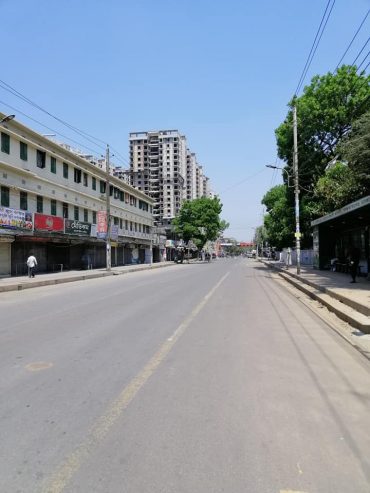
[97,211,107,239]
[0,207,33,231]
[64,219,91,236]
[111,224,119,241]
[34,213,64,232]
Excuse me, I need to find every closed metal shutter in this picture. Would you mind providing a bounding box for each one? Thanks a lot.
[0,243,11,276]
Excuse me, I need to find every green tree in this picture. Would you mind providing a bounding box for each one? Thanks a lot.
[261,185,294,249]
[173,196,225,249]
[276,66,370,189]
[308,162,361,216]
[273,65,370,243]
[339,109,370,195]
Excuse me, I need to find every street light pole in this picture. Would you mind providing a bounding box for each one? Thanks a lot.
[293,105,301,275]
[105,144,111,271]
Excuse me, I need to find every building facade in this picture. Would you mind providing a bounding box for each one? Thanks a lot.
[0,114,156,276]
[311,195,370,275]
[129,130,211,228]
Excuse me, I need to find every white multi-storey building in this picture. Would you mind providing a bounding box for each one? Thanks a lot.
[129,130,211,227]
[0,113,157,276]
[129,130,187,227]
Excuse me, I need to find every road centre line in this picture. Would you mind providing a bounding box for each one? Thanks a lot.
[40,271,230,493]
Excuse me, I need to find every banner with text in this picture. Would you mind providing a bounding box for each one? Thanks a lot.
[97,211,107,239]
[64,219,91,236]
[0,207,33,231]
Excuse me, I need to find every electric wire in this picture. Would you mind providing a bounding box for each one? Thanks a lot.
[357,50,370,71]
[295,0,335,96]
[0,99,125,169]
[335,9,369,69]
[0,79,132,169]
[351,37,370,67]
[220,167,267,194]
[0,78,108,151]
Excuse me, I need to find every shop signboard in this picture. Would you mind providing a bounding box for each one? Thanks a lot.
[165,239,175,248]
[64,219,91,236]
[111,224,119,241]
[97,211,107,239]
[0,207,33,231]
[34,213,64,232]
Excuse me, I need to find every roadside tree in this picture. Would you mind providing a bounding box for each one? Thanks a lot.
[173,196,227,249]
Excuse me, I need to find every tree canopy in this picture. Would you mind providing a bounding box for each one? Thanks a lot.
[263,66,370,249]
[339,109,370,195]
[173,196,227,249]
[275,66,370,192]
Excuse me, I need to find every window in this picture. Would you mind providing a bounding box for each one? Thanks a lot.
[20,191,28,210]
[62,202,68,218]
[63,163,69,179]
[36,150,46,168]
[1,132,10,154]
[114,217,119,226]
[92,211,97,224]
[74,206,79,220]
[125,220,128,230]
[120,190,124,202]
[119,218,123,229]
[50,156,56,174]
[20,142,28,161]
[92,177,96,190]
[83,172,88,187]
[109,185,113,197]
[36,195,43,213]
[1,186,9,207]
[74,168,81,183]
[51,199,57,216]
[114,187,120,199]
[100,180,106,193]
[84,208,88,222]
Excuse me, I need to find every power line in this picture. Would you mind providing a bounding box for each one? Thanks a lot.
[0,99,125,169]
[295,0,336,96]
[357,49,370,71]
[0,78,132,168]
[335,9,369,69]
[351,37,370,66]
[0,78,108,151]
[220,167,267,194]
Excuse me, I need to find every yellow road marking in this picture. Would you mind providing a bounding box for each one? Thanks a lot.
[25,362,53,372]
[40,272,229,493]
[280,490,309,493]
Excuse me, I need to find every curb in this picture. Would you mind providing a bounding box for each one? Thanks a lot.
[263,261,370,334]
[0,262,178,293]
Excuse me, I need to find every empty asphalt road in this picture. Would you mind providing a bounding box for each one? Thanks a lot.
[1,258,370,493]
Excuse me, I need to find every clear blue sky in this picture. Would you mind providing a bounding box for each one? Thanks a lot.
[1,0,369,240]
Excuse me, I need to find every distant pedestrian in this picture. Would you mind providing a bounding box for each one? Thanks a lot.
[26,253,37,278]
[348,246,360,283]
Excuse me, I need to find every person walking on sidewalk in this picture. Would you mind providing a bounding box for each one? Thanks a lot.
[348,246,360,283]
[26,253,37,278]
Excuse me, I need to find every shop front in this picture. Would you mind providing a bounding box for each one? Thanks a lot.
[311,196,370,275]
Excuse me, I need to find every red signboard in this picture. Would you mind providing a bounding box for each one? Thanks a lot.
[97,211,107,239]
[34,213,64,232]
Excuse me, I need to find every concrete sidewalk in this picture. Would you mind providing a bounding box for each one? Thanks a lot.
[0,262,177,293]
[263,260,370,356]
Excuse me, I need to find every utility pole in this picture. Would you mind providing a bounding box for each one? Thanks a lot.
[293,104,301,275]
[105,144,111,271]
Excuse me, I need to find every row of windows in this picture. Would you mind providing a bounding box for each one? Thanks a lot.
[1,132,151,211]
[0,186,151,232]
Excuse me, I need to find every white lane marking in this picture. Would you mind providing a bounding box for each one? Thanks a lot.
[40,271,230,493]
